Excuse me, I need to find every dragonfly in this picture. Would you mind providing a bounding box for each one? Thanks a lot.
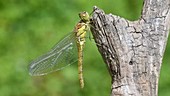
[29,11,91,88]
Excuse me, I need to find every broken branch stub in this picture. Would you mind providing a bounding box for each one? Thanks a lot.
[90,4,170,96]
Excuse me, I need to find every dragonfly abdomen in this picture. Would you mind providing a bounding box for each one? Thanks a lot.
[77,44,84,88]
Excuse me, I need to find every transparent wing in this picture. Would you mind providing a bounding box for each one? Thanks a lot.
[29,33,78,76]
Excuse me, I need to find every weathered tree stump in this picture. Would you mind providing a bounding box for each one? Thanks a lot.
[90,0,170,95]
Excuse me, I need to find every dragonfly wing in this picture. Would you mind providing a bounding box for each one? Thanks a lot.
[29,33,78,76]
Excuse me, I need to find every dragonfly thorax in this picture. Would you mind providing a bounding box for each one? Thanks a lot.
[75,22,87,46]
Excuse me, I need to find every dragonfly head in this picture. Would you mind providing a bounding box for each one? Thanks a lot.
[79,11,90,23]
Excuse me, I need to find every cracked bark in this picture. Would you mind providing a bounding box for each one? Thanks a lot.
[90,0,170,96]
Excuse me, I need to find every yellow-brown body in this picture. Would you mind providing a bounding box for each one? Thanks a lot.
[74,11,90,88]
[74,22,87,88]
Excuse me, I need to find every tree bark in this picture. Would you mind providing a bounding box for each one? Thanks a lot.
[90,0,170,96]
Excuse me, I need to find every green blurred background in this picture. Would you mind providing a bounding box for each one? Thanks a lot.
[0,0,169,96]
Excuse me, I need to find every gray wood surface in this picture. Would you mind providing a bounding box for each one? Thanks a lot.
[91,0,170,95]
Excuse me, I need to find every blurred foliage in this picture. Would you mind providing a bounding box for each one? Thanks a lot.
[0,0,169,96]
